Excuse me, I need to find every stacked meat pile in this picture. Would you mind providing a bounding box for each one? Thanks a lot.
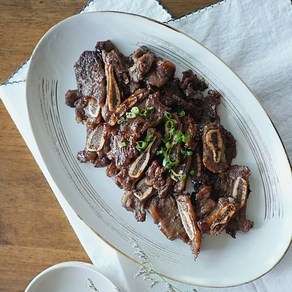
[65,40,254,257]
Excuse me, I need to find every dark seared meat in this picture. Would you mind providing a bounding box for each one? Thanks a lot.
[110,132,139,168]
[115,129,161,189]
[74,51,106,105]
[115,167,135,191]
[77,149,97,164]
[65,89,80,108]
[202,123,236,173]
[148,195,189,243]
[121,191,147,222]
[74,96,89,123]
[146,160,173,197]
[66,40,254,258]
[217,165,251,201]
[192,165,253,237]
[198,197,238,235]
[93,151,111,167]
[172,154,193,193]
[160,79,202,119]
[127,129,162,179]
[96,40,129,91]
[199,90,221,125]
[108,87,151,126]
[181,69,208,93]
[129,46,155,83]
[172,115,199,193]
[106,161,119,177]
[119,92,169,136]
[194,186,216,219]
[121,180,156,222]
[145,59,176,88]
[221,165,253,237]
[226,205,254,238]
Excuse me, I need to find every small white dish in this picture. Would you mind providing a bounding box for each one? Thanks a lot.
[25,261,119,292]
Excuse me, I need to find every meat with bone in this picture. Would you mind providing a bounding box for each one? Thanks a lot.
[198,197,238,235]
[118,91,170,136]
[220,165,254,237]
[176,194,201,257]
[74,51,106,106]
[115,128,161,190]
[191,165,253,237]
[65,40,254,259]
[95,40,129,91]
[202,122,236,173]
[110,132,139,168]
[108,87,151,126]
[194,186,217,219]
[148,195,189,243]
[121,177,155,222]
[146,160,173,197]
[172,115,200,193]
[121,190,148,222]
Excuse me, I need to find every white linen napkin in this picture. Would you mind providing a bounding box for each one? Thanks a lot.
[1,0,291,291]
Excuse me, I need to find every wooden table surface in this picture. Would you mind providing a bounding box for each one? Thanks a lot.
[0,1,218,291]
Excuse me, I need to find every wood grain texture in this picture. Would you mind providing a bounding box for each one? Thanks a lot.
[0,1,218,291]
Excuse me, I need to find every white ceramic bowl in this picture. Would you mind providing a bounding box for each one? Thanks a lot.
[25,262,118,292]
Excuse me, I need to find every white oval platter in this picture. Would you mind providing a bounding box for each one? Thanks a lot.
[26,11,292,288]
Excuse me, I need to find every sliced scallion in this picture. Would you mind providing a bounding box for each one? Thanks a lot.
[131,106,140,115]
[126,112,136,119]
[178,110,186,117]
[164,111,172,120]
[190,170,196,176]
[170,169,187,181]
[117,117,126,124]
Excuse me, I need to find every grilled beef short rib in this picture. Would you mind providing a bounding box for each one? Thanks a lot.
[66,40,254,258]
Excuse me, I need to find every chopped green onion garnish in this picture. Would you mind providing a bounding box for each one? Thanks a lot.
[117,117,126,124]
[173,130,183,144]
[163,157,179,169]
[126,112,136,119]
[186,150,193,156]
[131,106,140,115]
[182,134,190,143]
[136,141,148,151]
[164,141,171,150]
[165,119,175,129]
[178,110,186,117]
[140,106,154,117]
[145,133,154,142]
[170,169,187,181]
[164,111,172,120]
[136,134,155,152]
[141,109,148,116]
[164,132,172,141]
[190,170,196,176]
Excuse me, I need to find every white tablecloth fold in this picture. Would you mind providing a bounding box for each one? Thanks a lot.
[1,0,291,291]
